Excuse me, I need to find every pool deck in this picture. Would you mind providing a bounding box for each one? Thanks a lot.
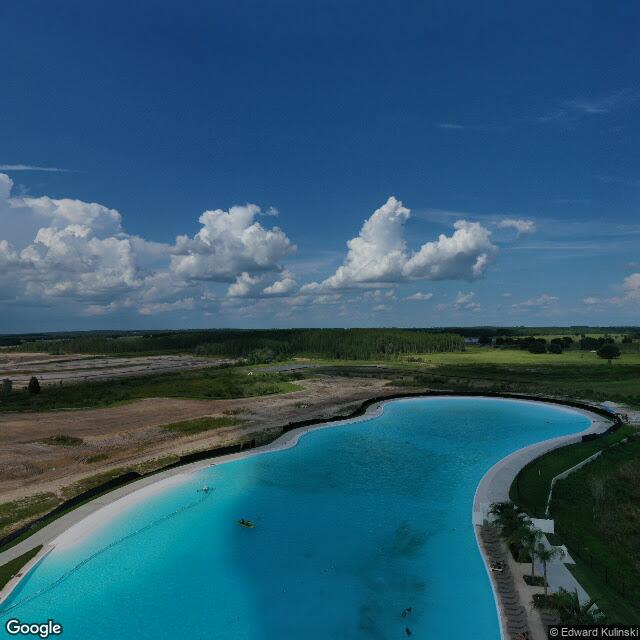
[473,406,614,640]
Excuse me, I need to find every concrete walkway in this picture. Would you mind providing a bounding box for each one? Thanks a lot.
[533,536,591,604]
[508,554,548,639]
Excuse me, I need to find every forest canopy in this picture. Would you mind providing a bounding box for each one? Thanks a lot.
[11,328,465,361]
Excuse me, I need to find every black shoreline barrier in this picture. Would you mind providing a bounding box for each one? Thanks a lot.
[0,391,621,551]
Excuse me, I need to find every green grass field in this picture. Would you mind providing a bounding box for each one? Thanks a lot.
[305,342,640,367]
[0,546,43,590]
[550,435,640,622]
[0,367,302,412]
[566,560,640,624]
[163,415,246,435]
[510,425,636,517]
[389,346,640,407]
[403,343,640,365]
[0,494,62,540]
[305,345,640,406]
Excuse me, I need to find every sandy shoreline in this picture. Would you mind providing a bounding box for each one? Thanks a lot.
[0,395,616,619]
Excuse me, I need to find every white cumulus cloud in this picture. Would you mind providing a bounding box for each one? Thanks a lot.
[171,204,295,282]
[0,173,297,315]
[584,272,640,306]
[227,272,262,297]
[0,175,139,304]
[623,273,640,301]
[263,272,297,296]
[302,197,497,293]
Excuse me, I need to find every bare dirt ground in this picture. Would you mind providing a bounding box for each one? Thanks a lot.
[0,353,232,388]
[0,376,400,503]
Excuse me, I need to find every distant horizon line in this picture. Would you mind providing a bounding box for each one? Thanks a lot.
[2,325,639,337]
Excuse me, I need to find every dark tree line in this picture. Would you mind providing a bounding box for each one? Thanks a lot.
[10,327,636,360]
[494,336,575,353]
[579,336,615,351]
[191,329,465,360]
[15,329,465,361]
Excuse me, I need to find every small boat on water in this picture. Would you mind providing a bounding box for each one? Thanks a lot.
[237,519,255,528]
[197,485,211,493]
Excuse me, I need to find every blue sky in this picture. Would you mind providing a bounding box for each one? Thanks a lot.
[1,0,639,331]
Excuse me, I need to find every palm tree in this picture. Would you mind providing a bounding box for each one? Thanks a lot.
[489,501,529,539]
[521,527,543,578]
[535,588,606,624]
[534,541,563,595]
[507,521,535,561]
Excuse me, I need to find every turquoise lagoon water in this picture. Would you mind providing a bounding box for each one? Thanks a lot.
[0,397,590,639]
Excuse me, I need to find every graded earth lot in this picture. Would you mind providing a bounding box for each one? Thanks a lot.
[0,375,395,505]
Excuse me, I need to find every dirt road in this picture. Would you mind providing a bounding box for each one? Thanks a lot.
[0,353,232,388]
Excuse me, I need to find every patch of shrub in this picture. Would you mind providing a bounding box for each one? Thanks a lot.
[86,453,109,463]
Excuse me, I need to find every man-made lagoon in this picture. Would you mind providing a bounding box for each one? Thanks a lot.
[1,397,591,639]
